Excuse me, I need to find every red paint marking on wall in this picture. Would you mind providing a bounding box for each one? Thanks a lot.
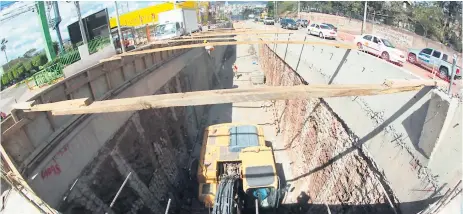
[56,144,70,157]
[41,163,62,180]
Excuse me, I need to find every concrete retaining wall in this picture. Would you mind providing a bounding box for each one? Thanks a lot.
[264,40,461,213]
[63,45,117,78]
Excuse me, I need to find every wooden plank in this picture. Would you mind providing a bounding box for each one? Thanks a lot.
[184,30,291,38]
[1,118,31,137]
[50,81,436,115]
[25,98,91,112]
[384,79,448,87]
[148,35,284,45]
[101,40,356,63]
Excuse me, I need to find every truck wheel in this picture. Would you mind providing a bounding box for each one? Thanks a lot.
[408,53,416,64]
[439,67,449,79]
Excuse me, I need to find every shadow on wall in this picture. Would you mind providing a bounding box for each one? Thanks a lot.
[281,87,433,184]
[204,44,237,126]
[402,100,431,158]
[275,191,442,214]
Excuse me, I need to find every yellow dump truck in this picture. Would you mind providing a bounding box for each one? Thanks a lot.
[197,123,280,213]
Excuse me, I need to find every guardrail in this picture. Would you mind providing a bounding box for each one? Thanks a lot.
[88,37,111,54]
[28,62,64,88]
[26,37,111,89]
[59,48,81,66]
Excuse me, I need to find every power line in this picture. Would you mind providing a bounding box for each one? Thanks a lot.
[0,3,36,23]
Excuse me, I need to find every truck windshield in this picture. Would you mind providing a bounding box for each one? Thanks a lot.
[155,23,177,36]
[381,39,395,48]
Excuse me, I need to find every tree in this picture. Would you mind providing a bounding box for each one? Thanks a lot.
[7,72,13,83]
[24,61,33,71]
[1,74,9,86]
[267,1,274,17]
[52,42,59,55]
[23,48,37,58]
[412,4,443,38]
[32,54,48,68]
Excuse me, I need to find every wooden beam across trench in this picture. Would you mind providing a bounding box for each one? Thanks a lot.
[20,80,440,115]
[101,39,356,63]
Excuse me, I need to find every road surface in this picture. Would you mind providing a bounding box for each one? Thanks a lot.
[236,20,462,96]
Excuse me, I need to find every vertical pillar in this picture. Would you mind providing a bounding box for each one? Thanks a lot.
[111,151,162,213]
[36,1,56,61]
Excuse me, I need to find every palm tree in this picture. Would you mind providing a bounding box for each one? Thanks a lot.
[1,38,10,69]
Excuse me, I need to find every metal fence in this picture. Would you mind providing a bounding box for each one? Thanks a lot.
[88,36,112,54]
[28,62,64,88]
[26,36,112,89]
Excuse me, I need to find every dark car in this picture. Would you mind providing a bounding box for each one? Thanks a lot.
[322,23,337,32]
[296,19,309,28]
[281,19,298,30]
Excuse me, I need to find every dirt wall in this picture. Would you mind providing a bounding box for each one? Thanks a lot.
[258,43,398,213]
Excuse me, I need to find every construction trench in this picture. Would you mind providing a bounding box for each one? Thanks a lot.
[1,24,461,214]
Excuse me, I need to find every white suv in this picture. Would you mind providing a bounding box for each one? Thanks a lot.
[307,23,337,39]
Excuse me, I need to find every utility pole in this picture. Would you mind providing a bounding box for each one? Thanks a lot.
[448,54,457,95]
[275,1,278,20]
[362,1,367,35]
[74,1,87,45]
[52,1,64,53]
[298,1,300,19]
[114,1,125,53]
[36,1,56,61]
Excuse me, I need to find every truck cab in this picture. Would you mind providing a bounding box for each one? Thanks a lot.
[408,48,461,80]
[154,8,199,40]
[154,22,183,40]
[197,123,281,212]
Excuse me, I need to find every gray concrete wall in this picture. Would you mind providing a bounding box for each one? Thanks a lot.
[63,45,117,78]
[267,41,461,213]
[0,22,233,212]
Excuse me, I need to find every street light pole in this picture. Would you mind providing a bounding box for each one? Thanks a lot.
[362,1,367,35]
[74,1,88,45]
[114,1,125,53]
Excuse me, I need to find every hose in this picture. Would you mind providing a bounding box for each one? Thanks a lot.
[212,176,238,214]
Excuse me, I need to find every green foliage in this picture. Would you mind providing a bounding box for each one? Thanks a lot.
[266,2,274,17]
[32,54,48,68]
[23,61,33,72]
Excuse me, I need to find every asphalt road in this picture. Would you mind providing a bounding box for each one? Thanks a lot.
[237,20,462,96]
[0,83,47,114]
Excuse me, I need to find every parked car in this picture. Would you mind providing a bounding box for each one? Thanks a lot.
[307,23,337,39]
[296,19,309,28]
[355,34,405,66]
[263,17,275,25]
[280,18,298,30]
[322,23,337,32]
[408,48,461,80]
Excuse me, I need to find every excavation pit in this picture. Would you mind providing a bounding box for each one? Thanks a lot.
[1,23,460,214]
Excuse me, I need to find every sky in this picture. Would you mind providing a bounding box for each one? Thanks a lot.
[0,1,161,66]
